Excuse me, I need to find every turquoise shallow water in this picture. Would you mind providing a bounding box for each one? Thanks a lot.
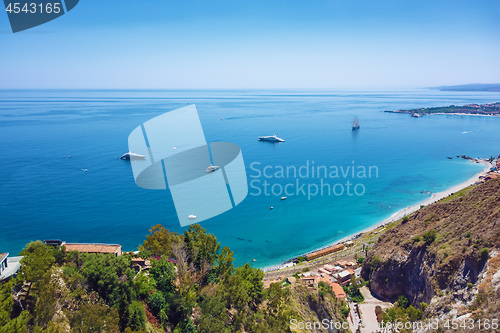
[1,89,499,268]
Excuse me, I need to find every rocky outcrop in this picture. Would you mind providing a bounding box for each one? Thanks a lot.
[361,178,500,307]
[288,283,347,333]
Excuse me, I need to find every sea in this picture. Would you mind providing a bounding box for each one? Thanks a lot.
[1,89,499,268]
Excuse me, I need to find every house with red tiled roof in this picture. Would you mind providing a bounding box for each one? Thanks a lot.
[63,242,122,256]
[330,282,346,301]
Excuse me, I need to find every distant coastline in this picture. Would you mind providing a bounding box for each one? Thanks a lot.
[429,83,500,92]
[263,159,493,272]
[384,101,500,116]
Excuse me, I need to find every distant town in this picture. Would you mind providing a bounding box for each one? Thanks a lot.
[385,101,500,116]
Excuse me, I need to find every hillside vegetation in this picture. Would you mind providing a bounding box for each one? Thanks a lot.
[0,224,345,333]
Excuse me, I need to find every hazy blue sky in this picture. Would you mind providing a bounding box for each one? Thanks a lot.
[0,0,499,89]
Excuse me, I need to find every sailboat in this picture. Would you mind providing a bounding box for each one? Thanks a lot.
[352,117,360,130]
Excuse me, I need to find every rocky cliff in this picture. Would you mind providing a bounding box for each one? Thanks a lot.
[361,177,500,307]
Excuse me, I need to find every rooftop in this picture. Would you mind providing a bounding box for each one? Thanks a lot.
[0,253,7,263]
[330,282,346,297]
[338,270,351,278]
[63,243,121,254]
[0,256,23,280]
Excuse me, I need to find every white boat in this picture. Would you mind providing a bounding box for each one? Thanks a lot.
[352,117,360,130]
[258,134,285,142]
[281,196,287,200]
[206,165,219,173]
[120,152,146,160]
[188,214,197,220]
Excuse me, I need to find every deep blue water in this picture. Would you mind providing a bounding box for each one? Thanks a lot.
[1,89,499,268]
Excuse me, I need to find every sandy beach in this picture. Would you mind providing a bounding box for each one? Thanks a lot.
[263,160,493,272]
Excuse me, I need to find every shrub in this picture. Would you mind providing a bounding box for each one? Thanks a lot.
[402,216,409,223]
[357,257,365,265]
[370,256,381,268]
[480,248,489,262]
[422,230,437,244]
[397,295,410,309]
[340,304,350,318]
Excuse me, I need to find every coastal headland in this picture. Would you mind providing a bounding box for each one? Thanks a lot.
[384,101,500,116]
[263,158,497,276]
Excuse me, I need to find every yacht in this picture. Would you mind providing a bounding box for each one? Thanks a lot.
[352,117,360,130]
[206,165,220,173]
[258,134,285,142]
[120,152,146,160]
[188,214,197,220]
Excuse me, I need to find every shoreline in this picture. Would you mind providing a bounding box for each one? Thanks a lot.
[262,160,493,272]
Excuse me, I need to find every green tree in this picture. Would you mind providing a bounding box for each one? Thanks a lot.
[215,246,234,280]
[184,224,220,269]
[127,301,146,331]
[149,257,176,295]
[19,241,55,285]
[139,224,180,257]
[32,272,58,329]
[197,295,229,333]
[148,291,166,315]
[68,302,120,333]
[0,281,14,327]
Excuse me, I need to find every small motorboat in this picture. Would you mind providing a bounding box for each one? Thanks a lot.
[269,206,274,210]
[281,196,287,200]
[120,152,146,160]
[188,214,197,220]
[206,165,220,173]
[447,157,452,159]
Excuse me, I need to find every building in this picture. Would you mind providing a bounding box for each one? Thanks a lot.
[336,259,348,268]
[330,282,347,301]
[322,264,335,272]
[305,244,344,261]
[334,270,352,285]
[0,253,7,276]
[131,258,151,272]
[316,275,332,286]
[0,253,23,281]
[299,275,317,286]
[345,261,357,268]
[344,240,354,247]
[63,243,122,256]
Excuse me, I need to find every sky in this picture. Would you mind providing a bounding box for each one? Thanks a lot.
[0,0,499,89]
